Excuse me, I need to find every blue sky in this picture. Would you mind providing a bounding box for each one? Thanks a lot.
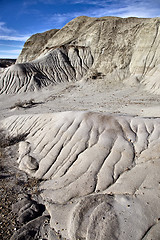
[0,0,160,59]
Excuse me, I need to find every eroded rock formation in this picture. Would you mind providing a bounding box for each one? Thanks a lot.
[1,16,160,94]
[0,46,93,94]
[1,111,160,239]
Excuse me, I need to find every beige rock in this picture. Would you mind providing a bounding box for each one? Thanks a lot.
[1,111,160,239]
[17,29,59,63]
[1,16,160,94]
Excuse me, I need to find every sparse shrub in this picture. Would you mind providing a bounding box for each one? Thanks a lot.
[0,129,28,148]
[90,70,104,80]
[10,99,36,109]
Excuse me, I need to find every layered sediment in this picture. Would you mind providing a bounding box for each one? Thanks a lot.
[1,16,160,94]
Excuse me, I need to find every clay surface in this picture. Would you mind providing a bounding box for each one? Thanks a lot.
[1,111,160,239]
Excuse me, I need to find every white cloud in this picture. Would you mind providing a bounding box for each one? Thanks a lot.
[47,12,80,29]
[0,43,23,48]
[107,1,160,18]
[85,0,160,18]
[0,49,21,54]
[0,21,31,42]
[0,22,16,34]
[0,49,21,59]
[0,54,18,59]
[47,0,160,29]
[0,35,30,42]
[22,0,57,6]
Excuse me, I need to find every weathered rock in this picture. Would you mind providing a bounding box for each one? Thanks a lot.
[17,29,59,63]
[1,16,160,94]
[12,194,31,214]
[12,194,45,224]
[0,45,93,94]
[10,215,50,240]
[1,111,160,239]
[11,194,48,240]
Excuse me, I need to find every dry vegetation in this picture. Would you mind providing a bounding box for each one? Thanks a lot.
[0,129,41,240]
[10,99,37,110]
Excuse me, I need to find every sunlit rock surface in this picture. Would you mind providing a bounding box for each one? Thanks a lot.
[1,111,160,239]
[1,16,160,94]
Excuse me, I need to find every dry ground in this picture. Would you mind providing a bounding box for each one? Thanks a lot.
[0,135,40,240]
[0,77,160,239]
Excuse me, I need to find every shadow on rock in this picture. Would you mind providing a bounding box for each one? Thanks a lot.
[11,194,48,240]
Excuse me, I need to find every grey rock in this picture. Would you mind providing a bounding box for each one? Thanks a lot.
[18,202,40,224]
[12,194,45,224]
[10,215,50,240]
[12,194,31,214]
[0,46,93,94]
[2,111,160,239]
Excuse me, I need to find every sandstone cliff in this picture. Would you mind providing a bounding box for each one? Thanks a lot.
[1,16,160,94]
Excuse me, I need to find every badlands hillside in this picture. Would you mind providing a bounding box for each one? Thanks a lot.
[1,16,160,94]
[0,16,160,240]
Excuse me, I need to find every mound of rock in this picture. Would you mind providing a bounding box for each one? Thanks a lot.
[0,45,93,94]
[1,111,160,239]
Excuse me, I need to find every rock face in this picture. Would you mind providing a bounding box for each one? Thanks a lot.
[1,111,160,239]
[17,29,59,63]
[0,46,93,93]
[1,16,160,94]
